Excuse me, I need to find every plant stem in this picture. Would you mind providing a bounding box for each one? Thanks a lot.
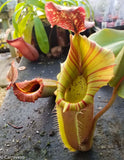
[83,76,124,150]
[94,76,124,122]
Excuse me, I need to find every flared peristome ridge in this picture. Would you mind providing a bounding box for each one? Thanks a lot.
[13,78,43,102]
[13,78,57,102]
[7,62,57,102]
[56,34,115,112]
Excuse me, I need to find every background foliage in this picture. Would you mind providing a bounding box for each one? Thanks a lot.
[0,0,94,54]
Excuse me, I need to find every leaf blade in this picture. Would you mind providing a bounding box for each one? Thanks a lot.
[89,28,124,56]
[26,0,45,9]
[34,17,49,54]
[0,0,12,12]
[23,20,34,44]
[15,2,25,11]
[109,46,124,88]
[12,8,23,37]
[118,81,124,98]
[18,12,31,35]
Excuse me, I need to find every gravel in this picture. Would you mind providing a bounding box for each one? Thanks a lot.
[0,87,7,107]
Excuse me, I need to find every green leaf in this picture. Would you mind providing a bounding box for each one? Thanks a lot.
[15,2,25,11]
[89,28,124,56]
[24,20,34,44]
[84,0,94,18]
[26,0,45,9]
[109,46,124,87]
[14,9,23,22]
[117,80,124,98]
[12,11,19,36]
[63,0,77,6]
[13,30,18,39]
[12,6,24,37]
[18,13,31,35]
[34,17,49,54]
[83,3,90,18]
[0,0,12,12]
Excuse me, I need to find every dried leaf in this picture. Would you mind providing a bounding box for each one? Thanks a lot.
[7,61,18,89]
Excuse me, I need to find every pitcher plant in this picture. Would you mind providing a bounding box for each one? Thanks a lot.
[7,2,124,152]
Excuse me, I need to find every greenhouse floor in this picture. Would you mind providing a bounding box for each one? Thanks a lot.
[0,54,123,160]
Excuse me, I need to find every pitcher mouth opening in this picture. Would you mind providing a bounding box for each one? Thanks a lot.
[15,80,41,93]
[64,75,87,103]
[13,78,43,102]
[56,75,89,112]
